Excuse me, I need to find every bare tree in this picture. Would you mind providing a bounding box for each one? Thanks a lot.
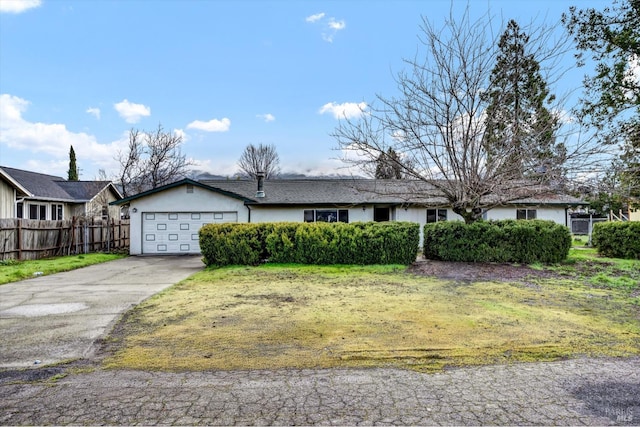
[237,143,280,179]
[333,9,607,223]
[115,124,192,197]
[115,129,143,198]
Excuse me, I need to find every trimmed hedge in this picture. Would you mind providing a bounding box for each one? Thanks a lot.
[200,221,420,266]
[423,220,572,264]
[591,221,640,259]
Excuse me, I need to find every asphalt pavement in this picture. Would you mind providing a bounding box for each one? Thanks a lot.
[0,256,638,425]
[0,255,204,368]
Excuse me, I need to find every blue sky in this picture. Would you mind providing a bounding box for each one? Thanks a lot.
[0,0,610,180]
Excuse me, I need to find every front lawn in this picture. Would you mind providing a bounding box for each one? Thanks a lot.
[102,250,640,372]
[0,253,126,285]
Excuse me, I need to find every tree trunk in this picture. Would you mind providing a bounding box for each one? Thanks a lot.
[452,206,483,224]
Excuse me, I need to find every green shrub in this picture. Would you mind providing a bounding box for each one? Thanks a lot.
[591,221,640,259]
[199,223,264,266]
[423,220,571,264]
[200,221,420,266]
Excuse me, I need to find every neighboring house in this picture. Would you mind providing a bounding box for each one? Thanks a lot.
[0,166,123,221]
[112,177,587,255]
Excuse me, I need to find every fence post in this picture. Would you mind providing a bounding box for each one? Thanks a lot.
[17,219,23,261]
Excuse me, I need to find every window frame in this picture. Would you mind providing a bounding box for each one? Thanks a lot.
[51,203,63,220]
[426,208,447,223]
[516,209,537,220]
[29,204,47,220]
[303,209,349,223]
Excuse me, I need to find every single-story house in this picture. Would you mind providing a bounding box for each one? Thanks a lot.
[112,176,588,255]
[0,166,123,220]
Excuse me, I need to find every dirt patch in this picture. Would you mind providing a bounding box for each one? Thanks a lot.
[408,259,557,282]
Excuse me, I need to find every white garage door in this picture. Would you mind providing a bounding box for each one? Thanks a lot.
[142,212,238,254]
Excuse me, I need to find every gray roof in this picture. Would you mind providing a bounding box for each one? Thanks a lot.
[55,180,116,201]
[1,166,121,202]
[201,178,587,206]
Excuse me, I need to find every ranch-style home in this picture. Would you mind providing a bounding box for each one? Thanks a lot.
[112,176,587,255]
[0,166,122,221]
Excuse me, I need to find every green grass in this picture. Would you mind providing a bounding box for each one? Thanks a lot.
[103,254,640,373]
[551,246,640,291]
[0,253,126,285]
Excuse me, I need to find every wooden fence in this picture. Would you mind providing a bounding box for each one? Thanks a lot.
[0,217,130,261]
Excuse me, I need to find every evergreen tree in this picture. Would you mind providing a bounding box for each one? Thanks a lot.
[375,148,403,179]
[68,145,79,181]
[482,20,565,182]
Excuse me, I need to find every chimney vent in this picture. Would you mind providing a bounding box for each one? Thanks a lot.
[256,172,265,198]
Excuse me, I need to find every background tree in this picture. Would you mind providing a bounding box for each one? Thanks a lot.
[482,19,565,183]
[333,10,600,223]
[237,143,280,179]
[375,148,404,179]
[563,0,640,207]
[68,145,79,181]
[115,124,192,197]
[562,0,639,139]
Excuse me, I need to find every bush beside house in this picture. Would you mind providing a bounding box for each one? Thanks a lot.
[200,222,420,266]
[592,222,640,259]
[423,220,572,264]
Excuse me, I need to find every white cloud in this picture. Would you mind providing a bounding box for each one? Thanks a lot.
[319,101,367,119]
[114,99,150,123]
[257,113,275,123]
[0,0,41,13]
[186,117,231,132]
[0,93,125,177]
[305,12,345,43]
[173,128,188,142]
[305,12,325,23]
[328,18,346,31]
[86,107,101,119]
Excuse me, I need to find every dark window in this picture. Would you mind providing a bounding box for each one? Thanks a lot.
[304,210,314,222]
[29,204,47,220]
[303,209,349,223]
[426,209,447,223]
[374,207,390,222]
[517,209,537,220]
[186,184,194,193]
[101,205,108,219]
[316,210,338,222]
[17,202,23,218]
[52,204,63,220]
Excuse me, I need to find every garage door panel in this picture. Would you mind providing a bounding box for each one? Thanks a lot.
[142,211,237,254]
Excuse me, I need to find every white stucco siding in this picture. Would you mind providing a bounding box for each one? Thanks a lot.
[0,179,16,218]
[485,206,568,225]
[249,206,372,223]
[127,184,247,255]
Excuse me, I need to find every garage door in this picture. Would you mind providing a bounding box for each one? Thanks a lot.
[142,212,237,254]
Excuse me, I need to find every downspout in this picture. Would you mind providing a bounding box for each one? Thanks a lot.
[246,204,252,223]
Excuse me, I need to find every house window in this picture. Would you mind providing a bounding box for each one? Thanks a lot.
[101,205,108,219]
[186,184,194,194]
[303,209,349,223]
[29,204,47,220]
[517,209,537,220]
[17,202,23,218]
[52,204,63,220]
[426,209,447,223]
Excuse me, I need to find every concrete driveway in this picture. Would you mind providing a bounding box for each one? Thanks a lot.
[0,256,204,368]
